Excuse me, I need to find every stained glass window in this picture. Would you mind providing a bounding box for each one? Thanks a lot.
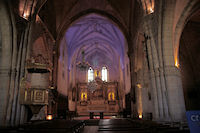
[88,67,94,82]
[102,66,108,82]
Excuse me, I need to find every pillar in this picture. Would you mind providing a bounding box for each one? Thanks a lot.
[0,0,12,126]
[164,66,186,121]
[162,0,186,122]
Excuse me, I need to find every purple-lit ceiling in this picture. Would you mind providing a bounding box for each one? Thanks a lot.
[64,14,126,70]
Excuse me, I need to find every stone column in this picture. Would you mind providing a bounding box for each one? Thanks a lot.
[144,13,171,121]
[10,21,30,126]
[149,36,164,120]
[164,66,186,121]
[144,36,159,120]
[5,2,18,126]
[161,0,186,122]
[159,67,170,120]
[149,38,171,121]
[0,0,12,126]
[156,0,170,121]
[10,30,25,126]
[128,52,137,118]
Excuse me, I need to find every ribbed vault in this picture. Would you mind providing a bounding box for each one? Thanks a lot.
[64,14,126,70]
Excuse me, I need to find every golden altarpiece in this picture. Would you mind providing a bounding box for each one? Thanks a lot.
[76,76,120,116]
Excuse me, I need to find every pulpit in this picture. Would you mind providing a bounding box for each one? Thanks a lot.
[20,55,52,120]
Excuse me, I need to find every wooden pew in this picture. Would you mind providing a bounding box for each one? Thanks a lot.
[98,119,151,133]
[18,120,85,133]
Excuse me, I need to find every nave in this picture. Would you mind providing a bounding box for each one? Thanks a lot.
[1,0,200,131]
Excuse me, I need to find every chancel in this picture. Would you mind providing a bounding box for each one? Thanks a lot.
[0,0,200,133]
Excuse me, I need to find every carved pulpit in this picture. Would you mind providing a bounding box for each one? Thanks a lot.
[20,54,51,118]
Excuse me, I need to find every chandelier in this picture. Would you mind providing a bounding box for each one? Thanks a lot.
[76,50,90,71]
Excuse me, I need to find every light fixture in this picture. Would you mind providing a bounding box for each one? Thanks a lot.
[23,12,29,20]
[19,0,36,21]
[141,0,154,15]
[148,7,154,14]
[49,86,54,89]
[46,114,53,120]
[76,50,90,71]
[136,83,142,89]
[139,114,143,119]
[175,59,179,68]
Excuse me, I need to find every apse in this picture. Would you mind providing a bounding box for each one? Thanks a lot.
[57,13,129,95]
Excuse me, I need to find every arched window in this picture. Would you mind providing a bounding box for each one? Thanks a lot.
[88,67,94,82]
[101,66,108,82]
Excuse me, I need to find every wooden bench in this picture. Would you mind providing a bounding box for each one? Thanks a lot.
[98,119,152,133]
[98,119,189,133]
[18,120,85,133]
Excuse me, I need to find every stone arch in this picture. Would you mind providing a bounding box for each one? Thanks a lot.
[178,9,200,110]
[173,0,200,66]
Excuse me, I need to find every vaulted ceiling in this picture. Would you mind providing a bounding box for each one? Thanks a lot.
[37,0,138,43]
[13,0,143,57]
[65,14,126,69]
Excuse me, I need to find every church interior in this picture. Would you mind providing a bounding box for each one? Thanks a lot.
[0,0,200,132]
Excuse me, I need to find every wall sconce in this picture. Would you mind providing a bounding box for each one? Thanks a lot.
[136,83,142,89]
[175,59,179,68]
[46,114,53,120]
[139,114,143,119]
[141,0,154,15]
[148,7,154,14]
[23,12,29,20]
[49,86,54,89]
[19,0,36,21]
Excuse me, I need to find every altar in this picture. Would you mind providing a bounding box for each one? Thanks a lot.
[76,77,120,116]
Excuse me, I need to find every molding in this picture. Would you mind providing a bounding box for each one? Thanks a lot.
[164,66,181,77]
